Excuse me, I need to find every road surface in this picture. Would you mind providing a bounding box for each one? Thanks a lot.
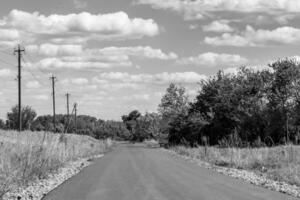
[43,143,298,200]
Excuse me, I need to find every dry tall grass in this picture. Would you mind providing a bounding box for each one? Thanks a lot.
[172,145,300,186]
[0,130,111,198]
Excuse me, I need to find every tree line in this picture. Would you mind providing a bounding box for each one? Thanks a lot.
[0,105,131,140]
[2,58,300,147]
[122,58,300,147]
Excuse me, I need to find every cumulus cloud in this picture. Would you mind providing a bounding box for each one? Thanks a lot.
[73,0,87,9]
[204,26,300,46]
[33,94,48,100]
[202,20,234,32]
[96,71,206,85]
[0,9,160,46]
[25,57,132,70]
[24,45,177,70]
[95,46,178,60]
[177,52,248,66]
[26,81,41,89]
[27,43,83,56]
[135,0,300,20]
[0,69,12,77]
[71,78,89,85]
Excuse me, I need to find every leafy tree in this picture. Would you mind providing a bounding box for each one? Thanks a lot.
[122,110,141,140]
[135,113,162,141]
[7,105,37,130]
[158,83,189,141]
[267,58,300,143]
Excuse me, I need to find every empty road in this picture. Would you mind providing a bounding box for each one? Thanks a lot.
[43,144,298,200]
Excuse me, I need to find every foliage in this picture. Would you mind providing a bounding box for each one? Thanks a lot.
[162,59,300,146]
[7,105,37,131]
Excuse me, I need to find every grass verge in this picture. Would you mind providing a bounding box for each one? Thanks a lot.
[0,130,111,198]
[171,145,300,186]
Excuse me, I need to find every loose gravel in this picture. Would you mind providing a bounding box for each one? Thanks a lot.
[167,149,300,199]
[3,155,103,200]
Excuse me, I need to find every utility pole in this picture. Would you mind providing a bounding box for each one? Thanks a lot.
[14,45,25,132]
[74,103,77,134]
[50,75,57,132]
[66,93,70,119]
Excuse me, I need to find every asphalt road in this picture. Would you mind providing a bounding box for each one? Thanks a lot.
[43,143,298,200]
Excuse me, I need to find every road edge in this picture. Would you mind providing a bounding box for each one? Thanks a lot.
[3,154,104,200]
[165,149,300,198]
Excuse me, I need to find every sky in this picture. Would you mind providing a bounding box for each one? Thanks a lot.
[0,0,300,120]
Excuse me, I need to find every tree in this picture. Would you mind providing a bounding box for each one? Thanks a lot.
[7,105,37,130]
[158,83,189,120]
[122,110,141,141]
[267,58,300,143]
[135,113,162,141]
[158,83,189,141]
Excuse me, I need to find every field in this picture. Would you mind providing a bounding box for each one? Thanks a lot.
[171,145,300,186]
[0,130,111,198]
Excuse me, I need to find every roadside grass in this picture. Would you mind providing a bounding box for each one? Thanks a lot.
[0,130,111,198]
[171,145,300,186]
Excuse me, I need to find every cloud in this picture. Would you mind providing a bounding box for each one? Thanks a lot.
[71,78,89,85]
[177,52,248,66]
[135,0,300,20]
[26,81,41,89]
[95,46,178,60]
[202,20,234,33]
[24,45,177,70]
[204,26,300,46]
[27,43,83,56]
[73,0,87,9]
[26,57,132,70]
[96,71,207,85]
[0,69,12,77]
[0,9,160,46]
[33,94,48,100]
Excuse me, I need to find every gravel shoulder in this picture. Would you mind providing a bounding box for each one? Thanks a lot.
[167,149,300,198]
[3,155,103,200]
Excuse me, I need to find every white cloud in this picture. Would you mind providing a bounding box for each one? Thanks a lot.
[26,81,41,89]
[0,9,160,45]
[135,0,300,20]
[25,57,132,70]
[95,46,178,60]
[96,71,206,84]
[204,26,300,46]
[123,94,151,101]
[24,45,177,70]
[71,78,89,85]
[73,0,87,9]
[27,44,83,56]
[0,69,12,77]
[177,52,248,66]
[202,20,234,32]
[33,94,48,100]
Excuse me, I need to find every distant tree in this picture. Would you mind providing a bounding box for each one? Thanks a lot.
[135,113,162,141]
[158,83,189,120]
[122,110,142,141]
[7,105,37,130]
[0,119,5,129]
[158,83,189,141]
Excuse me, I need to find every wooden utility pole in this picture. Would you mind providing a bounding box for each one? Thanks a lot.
[50,75,57,132]
[74,103,77,134]
[14,45,25,132]
[66,93,70,119]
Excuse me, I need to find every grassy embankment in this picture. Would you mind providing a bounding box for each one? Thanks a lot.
[172,145,300,186]
[0,130,112,198]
